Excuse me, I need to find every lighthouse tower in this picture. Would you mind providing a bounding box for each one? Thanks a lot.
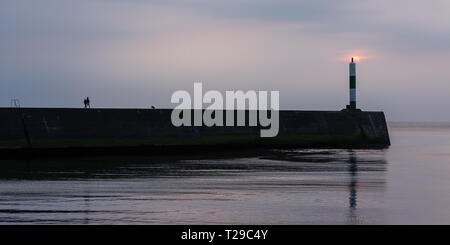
[349,57,357,109]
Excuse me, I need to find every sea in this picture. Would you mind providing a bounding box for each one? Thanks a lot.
[1,122,450,224]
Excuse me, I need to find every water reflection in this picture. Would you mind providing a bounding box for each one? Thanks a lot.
[83,190,90,225]
[347,151,359,224]
[348,152,358,210]
[0,149,388,224]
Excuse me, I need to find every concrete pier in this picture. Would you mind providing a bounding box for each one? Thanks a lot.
[0,108,390,157]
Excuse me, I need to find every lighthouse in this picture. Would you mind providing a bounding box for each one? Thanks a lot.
[349,57,356,109]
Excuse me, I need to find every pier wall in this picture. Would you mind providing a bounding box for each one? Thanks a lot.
[0,108,390,150]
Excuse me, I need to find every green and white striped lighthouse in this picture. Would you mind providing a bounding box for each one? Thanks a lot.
[349,57,356,109]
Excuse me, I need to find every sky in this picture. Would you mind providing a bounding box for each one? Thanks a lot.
[1,0,450,121]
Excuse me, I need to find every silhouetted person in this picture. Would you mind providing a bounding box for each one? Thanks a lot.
[84,97,90,108]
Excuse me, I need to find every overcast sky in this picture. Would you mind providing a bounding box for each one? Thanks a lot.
[1,0,450,121]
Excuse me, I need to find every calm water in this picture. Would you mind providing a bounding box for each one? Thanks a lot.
[1,122,450,224]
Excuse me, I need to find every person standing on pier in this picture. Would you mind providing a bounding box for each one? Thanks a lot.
[84,97,91,108]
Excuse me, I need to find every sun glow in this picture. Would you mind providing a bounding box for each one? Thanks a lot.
[338,49,375,62]
[351,56,361,62]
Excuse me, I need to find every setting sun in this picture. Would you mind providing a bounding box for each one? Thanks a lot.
[338,49,375,62]
[351,56,361,62]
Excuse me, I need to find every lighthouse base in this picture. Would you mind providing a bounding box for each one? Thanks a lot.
[343,105,361,112]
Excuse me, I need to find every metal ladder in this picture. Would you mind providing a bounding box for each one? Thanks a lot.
[10,98,21,108]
